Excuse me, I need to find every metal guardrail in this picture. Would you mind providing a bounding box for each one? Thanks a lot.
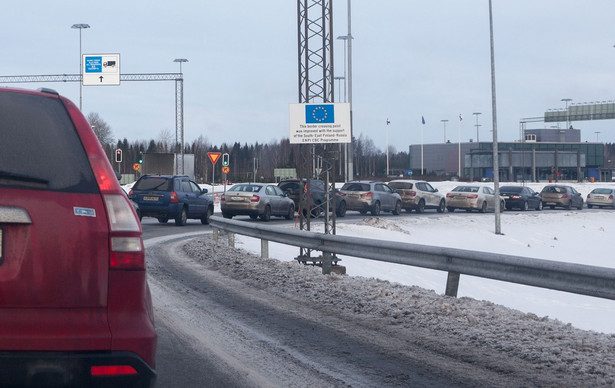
[209,216,615,300]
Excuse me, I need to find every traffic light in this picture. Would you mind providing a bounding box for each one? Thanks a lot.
[222,153,229,166]
[115,149,122,163]
[138,153,143,164]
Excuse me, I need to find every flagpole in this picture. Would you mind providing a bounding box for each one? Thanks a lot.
[386,118,390,176]
[420,116,426,176]
[458,114,463,177]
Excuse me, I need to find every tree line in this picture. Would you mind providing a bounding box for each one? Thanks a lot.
[89,113,615,184]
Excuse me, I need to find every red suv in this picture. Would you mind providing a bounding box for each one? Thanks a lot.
[0,87,156,387]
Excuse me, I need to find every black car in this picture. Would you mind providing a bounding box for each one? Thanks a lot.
[278,179,346,218]
[500,185,543,211]
[129,175,214,225]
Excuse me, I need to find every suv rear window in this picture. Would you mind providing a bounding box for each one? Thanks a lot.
[342,183,370,191]
[133,177,173,191]
[389,182,413,190]
[0,92,98,193]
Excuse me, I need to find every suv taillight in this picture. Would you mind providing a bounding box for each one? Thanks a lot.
[360,192,373,198]
[104,195,145,269]
[170,192,179,203]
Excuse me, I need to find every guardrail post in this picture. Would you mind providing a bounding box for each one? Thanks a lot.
[322,252,332,275]
[445,271,460,297]
[213,228,219,242]
[228,232,235,248]
[261,239,269,259]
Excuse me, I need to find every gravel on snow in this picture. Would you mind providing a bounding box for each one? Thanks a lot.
[183,234,615,386]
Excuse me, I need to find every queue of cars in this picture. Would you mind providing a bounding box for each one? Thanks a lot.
[132,178,614,223]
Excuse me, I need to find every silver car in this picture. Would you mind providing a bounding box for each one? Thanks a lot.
[339,181,402,216]
[586,188,615,209]
[221,183,295,221]
[446,185,505,213]
[388,179,446,213]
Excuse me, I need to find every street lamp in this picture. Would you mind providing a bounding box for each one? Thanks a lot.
[71,23,90,111]
[472,112,482,142]
[441,119,448,143]
[561,98,572,129]
[174,58,188,73]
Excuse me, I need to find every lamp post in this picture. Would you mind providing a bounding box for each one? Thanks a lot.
[441,119,448,143]
[174,58,188,174]
[473,112,482,142]
[337,33,352,180]
[561,98,572,129]
[71,23,90,111]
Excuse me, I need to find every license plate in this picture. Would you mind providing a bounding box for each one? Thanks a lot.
[546,202,556,206]
[594,196,604,200]
[231,196,244,201]
[143,196,158,201]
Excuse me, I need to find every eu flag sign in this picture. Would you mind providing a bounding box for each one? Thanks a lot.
[305,104,334,124]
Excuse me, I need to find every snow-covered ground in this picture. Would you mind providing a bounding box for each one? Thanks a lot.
[215,181,615,334]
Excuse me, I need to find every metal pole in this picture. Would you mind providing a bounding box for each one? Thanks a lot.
[347,0,354,180]
[489,0,502,235]
[386,119,389,176]
[473,112,482,143]
[71,24,90,111]
[441,119,448,143]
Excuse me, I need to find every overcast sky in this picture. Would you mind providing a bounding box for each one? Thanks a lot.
[3,1,614,151]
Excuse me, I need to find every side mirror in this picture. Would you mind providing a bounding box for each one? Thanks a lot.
[201,188,208,194]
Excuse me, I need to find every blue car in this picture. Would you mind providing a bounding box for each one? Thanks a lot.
[129,175,214,226]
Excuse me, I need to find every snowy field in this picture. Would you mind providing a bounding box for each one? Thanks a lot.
[214,181,615,334]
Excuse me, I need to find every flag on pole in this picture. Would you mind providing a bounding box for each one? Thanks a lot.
[421,116,425,125]
[386,118,390,125]
[459,114,463,121]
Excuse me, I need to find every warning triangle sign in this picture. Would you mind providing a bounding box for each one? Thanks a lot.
[207,152,222,164]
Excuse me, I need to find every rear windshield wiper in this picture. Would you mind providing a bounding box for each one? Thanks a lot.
[0,170,49,189]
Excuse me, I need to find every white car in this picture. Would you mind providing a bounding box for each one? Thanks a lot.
[586,188,615,209]
[446,185,505,213]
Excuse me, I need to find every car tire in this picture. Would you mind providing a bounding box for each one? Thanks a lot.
[393,200,402,215]
[261,205,271,221]
[447,207,455,212]
[175,207,187,226]
[249,214,258,220]
[285,204,295,220]
[522,201,529,211]
[577,200,583,210]
[480,201,487,213]
[223,212,233,219]
[157,217,168,223]
[371,201,381,216]
[201,206,213,224]
[588,204,593,209]
[536,201,543,211]
[500,200,506,212]
[417,199,425,213]
[437,200,445,213]
[336,201,347,218]
[565,201,572,210]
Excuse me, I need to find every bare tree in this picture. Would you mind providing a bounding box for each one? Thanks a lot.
[158,129,175,152]
[87,112,113,146]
